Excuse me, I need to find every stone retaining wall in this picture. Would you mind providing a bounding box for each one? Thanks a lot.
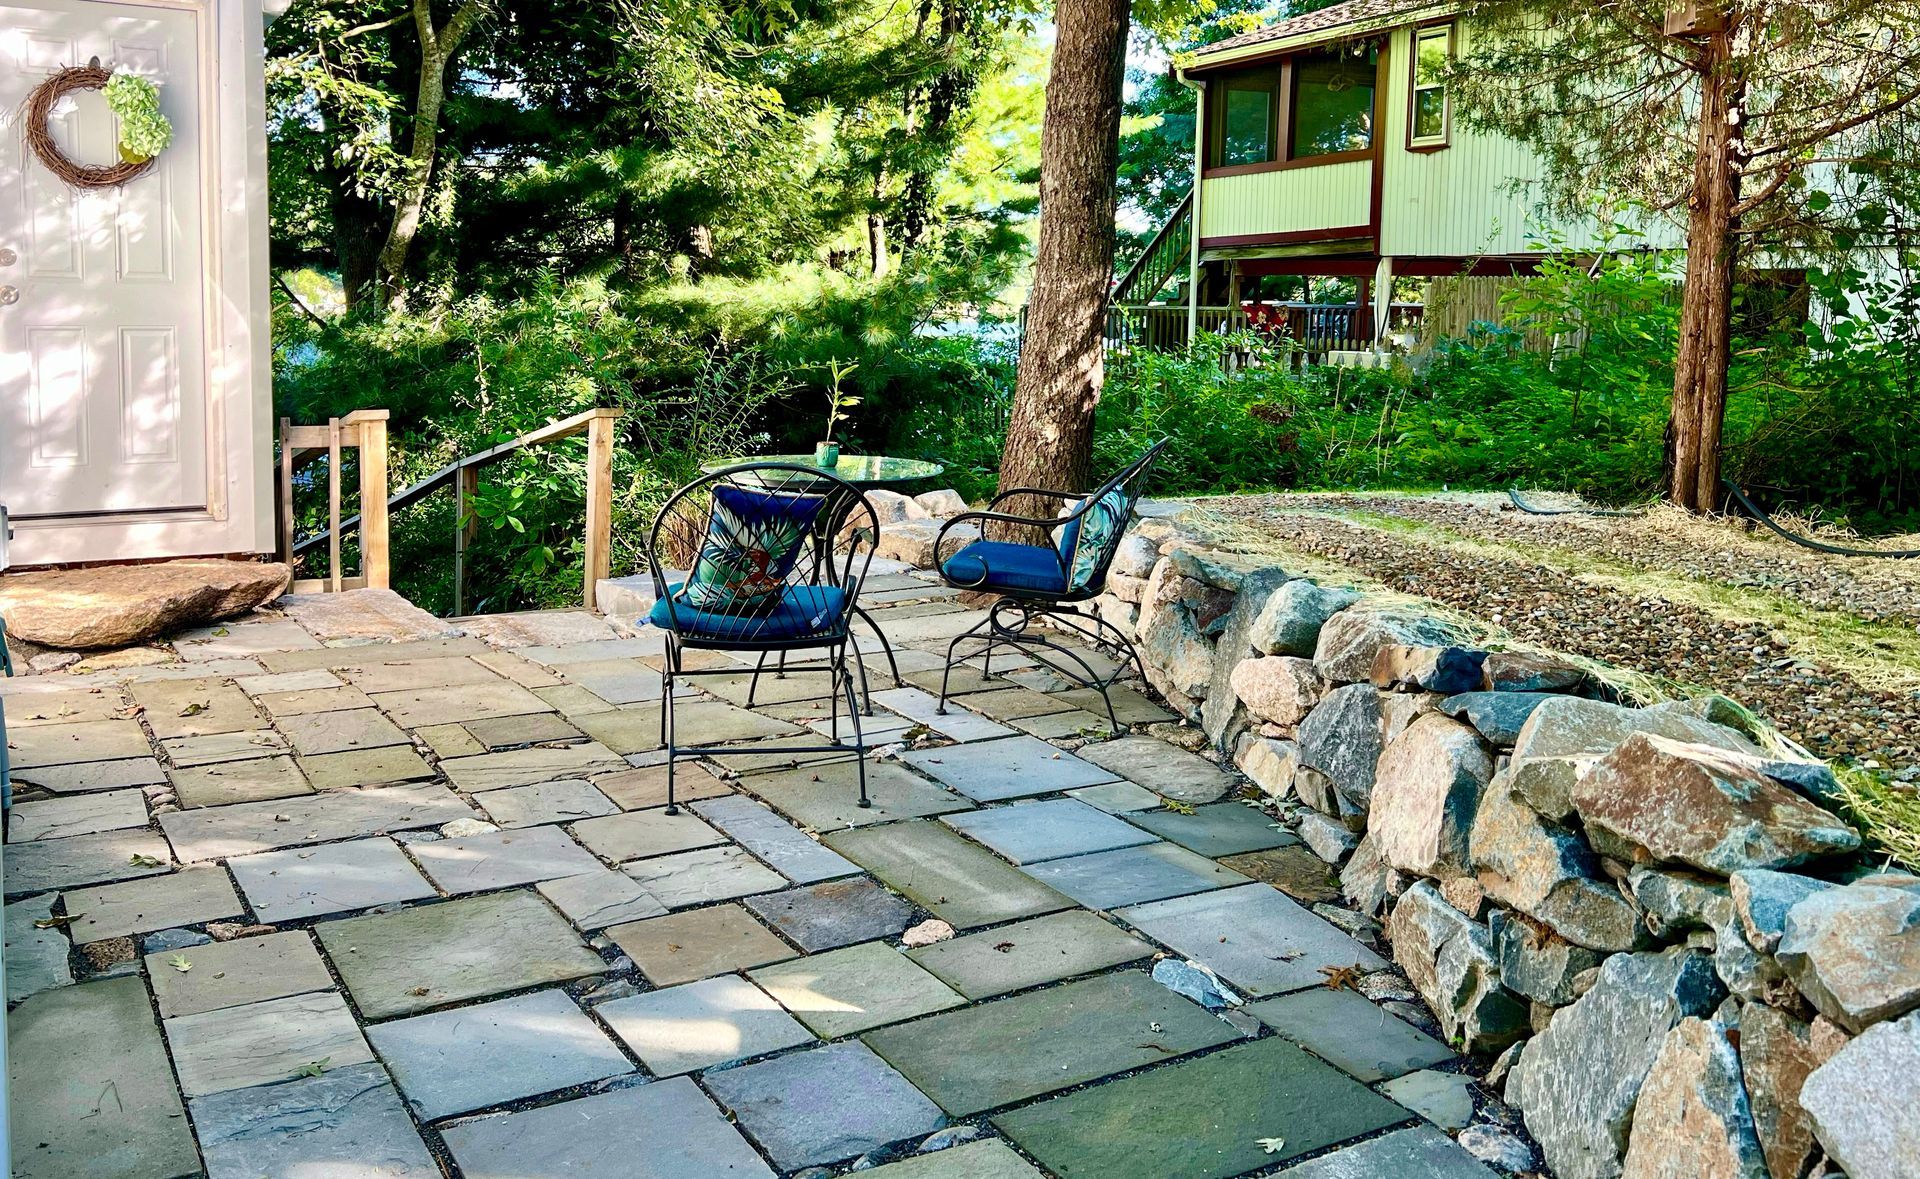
[1095,508,1918,1179]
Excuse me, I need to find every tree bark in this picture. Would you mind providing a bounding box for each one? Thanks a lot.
[1668,27,1744,511]
[375,0,486,311]
[997,0,1132,503]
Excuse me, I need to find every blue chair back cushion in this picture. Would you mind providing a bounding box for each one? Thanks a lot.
[942,541,1069,594]
[1057,486,1129,591]
[685,484,825,612]
[652,583,848,642]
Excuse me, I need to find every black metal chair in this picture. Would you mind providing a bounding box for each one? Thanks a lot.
[932,439,1168,733]
[645,463,881,813]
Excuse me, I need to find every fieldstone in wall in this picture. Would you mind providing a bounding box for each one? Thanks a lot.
[1294,766,1358,822]
[874,520,974,568]
[913,489,968,517]
[1729,869,1832,954]
[1340,834,1394,918]
[1738,1003,1850,1179]
[1800,1010,1920,1179]
[867,489,932,524]
[1249,579,1361,656]
[1372,714,1494,881]
[1471,782,1643,952]
[1482,651,1588,693]
[1572,734,1862,876]
[1775,882,1920,1033]
[1379,690,1445,745]
[1296,683,1385,814]
[1371,644,1487,696]
[1628,866,1734,939]
[1507,697,1761,822]
[1490,910,1605,1007]
[1229,656,1325,727]
[1235,735,1299,799]
[1388,881,1529,1054]
[1439,691,1558,747]
[1312,607,1468,684]
[1617,1017,1770,1179]
[1712,913,1796,1006]
[1159,544,1278,594]
[1505,948,1726,1179]
[1201,568,1292,751]
[1105,573,1148,604]
[1296,812,1359,864]
[1110,533,1160,579]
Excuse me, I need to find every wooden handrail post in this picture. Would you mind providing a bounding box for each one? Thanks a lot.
[326,417,343,594]
[357,413,390,590]
[453,465,479,616]
[583,410,618,610]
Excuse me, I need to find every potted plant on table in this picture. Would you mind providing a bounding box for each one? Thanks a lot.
[815,359,859,466]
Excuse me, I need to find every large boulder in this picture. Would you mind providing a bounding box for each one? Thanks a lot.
[1482,651,1588,693]
[1618,1018,1769,1179]
[1295,683,1385,814]
[1387,882,1529,1054]
[1491,909,1605,1006]
[0,559,292,650]
[913,488,968,517]
[1507,697,1761,822]
[1439,691,1557,747]
[1372,714,1495,880]
[1159,544,1277,594]
[1729,869,1832,954]
[1371,644,1487,695]
[1506,948,1725,1179]
[867,489,933,524]
[1312,607,1468,684]
[1572,734,1862,875]
[1249,580,1360,656]
[1201,568,1293,750]
[1800,1010,1920,1179]
[1471,781,1643,952]
[1775,882,1920,1032]
[1229,656,1325,727]
[1738,1004,1850,1179]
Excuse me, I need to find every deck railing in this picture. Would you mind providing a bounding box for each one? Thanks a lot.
[1103,302,1426,358]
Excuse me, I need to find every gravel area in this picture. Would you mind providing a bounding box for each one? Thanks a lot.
[1205,496,1920,777]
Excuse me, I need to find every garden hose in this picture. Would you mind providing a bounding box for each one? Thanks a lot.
[1720,480,1920,559]
[1506,488,1647,518]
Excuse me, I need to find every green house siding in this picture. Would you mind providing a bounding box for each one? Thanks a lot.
[1199,161,1373,242]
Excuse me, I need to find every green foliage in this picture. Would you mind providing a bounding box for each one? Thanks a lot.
[103,70,171,160]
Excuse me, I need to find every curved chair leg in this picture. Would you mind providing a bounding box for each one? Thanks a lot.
[852,604,903,688]
[935,610,996,716]
[662,649,681,816]
[838,643,870,808]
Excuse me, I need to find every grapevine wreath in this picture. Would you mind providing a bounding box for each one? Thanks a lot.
[23,61,172,189]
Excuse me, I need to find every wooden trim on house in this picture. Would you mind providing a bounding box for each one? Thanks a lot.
[1368,38,1390,241]
[1240,257,1382,277]
[1203,148,1372,179]
[1200,225,1376,250]
[1394,255,1545,277]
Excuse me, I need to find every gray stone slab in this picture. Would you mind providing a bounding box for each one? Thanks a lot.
[1007,710,1112,740]
[162,729,290,767]
[7,719,150,768]
[62,865,244,942]
[177,618,322,658]
[477,779,619,827]
[170,755,315,808]
[873,687,1016,741]
[278,707,410,755]
[942,798,1161,864]
[1054,684,1176,725]
[1273,1125,1497,1178]
[594,762,733,810]
[410,825,605,894]
[1120,884,1388,997]
[438,742,628,790]
[574,699,801,754]
[991,1037,1414,1179]
[441,1077,775,1179]
[5,829,173,895]
[474,648,568,688]
[298,745,437,788]
[752,941,965,1038]
[571,808,726,862]
[954,687,1079,722]
[623,845,789,908]
[146,930,334,1017]
[1077,736,1237,804]
[534,682,621,717]
[4,894,73,1002]
[6,976,200,1179]
[131,678,265,739]
[692,794,859,882]
[598,974,815,1075]
[1380,1069,1476,1130]
[369,988,633,1120]
[824,821,1074,929]
[901,735,1119,802]
[461,711,581,749]
[167,990,375,1097]
[8,790,148,841]
[557,658,667,705]
[159,782,475,861]
[1065,781,1163,813]
[191,1062,439,1179]
[1122,802,1298,857]
[340,656,508,694]
[9,756,166,794]
[745,877,915,951]
[746,761,972,828]
[2,687,132,727]
[370,679,551,727]
[519,636,663,665]
[255,684,378,717]
[536,867,669,929]
[906,909,1155,1000]
[230,837,437,922]
[705,1040,949,1171]
[605,903,796,987]
[317,890,606,1018]
[236,668,343,694]
[862,1141,1045,1178]
[416,721,486,758]
[1246,987,1458,1082]
[864,970,1239,1117]
[1019,842,1251,910]
[257,636,489,673]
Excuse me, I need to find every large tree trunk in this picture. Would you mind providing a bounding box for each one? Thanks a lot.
[1669,29,1744,511]
[997,0,1131,502]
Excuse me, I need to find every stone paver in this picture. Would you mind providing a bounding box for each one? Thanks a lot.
[1217,845,1343,905]
[560,658,669,705]
[6,829,174,894]
[5,894,74,1002]
[752,941,965,1038]
[692,795,859,882]
[862,1140,1045,1178]
[901,735,1118,802]
[1020,842,1251,910]
[704,1040,948,1171]
[9,755,166,794]
[6,976,200,1179]
[166,991,373,1098]
[370,680,549,727]
[3,687,131,726]
[368,989,632,1120]
[235,668,343,694]
[7,718,150,768]
[571,808,726,862]
[438,742,627,790]
[177,618,321,658]
[339,656,505,694]
[520,636,662,665]
[318,890,605,1019]
[1065,781,1162,813]
[747,761,972,828]
[1119,884,1388,997]
[624,845,789,908]
[1246,987,1457,1082]
[534,682,621,717]
[955,687,1078,722]
[991,1037,1413,1179]
[159,783,473,861]
[462,711,581,749]
[131,679,263,739]
[62,865,244,942]
[864,970,1238,1117]
[607,903,796,986]
[1007,710,1111,740]
[942,798,1160,864]
[441,1077,775,1179]
[8,790,148,841]
[1380,1069,1476,1130]
[229,837,437,922]
[873,686,1015,741]
[146,930,334,1017]
[163,730,289,767]
[594,763,733,810]
[598,974,814,1075]
[1078,736,1237,804]
[409,825,605,894]
[255,683,377,716]
[1122,801,1297,857]
[277,707,410,755]
[169,755,314,808]
[825,821,1073,929]
[1271,1125,1497,1178]
[298,745,437,788]
[1055,685,1175,725]
[416,722,486,758]
[746,877,915,951]
[906,910,1155,1000]
[476,779,619,827]
[576,699,800,755]
[536,868,669,929]
[191,1062,439,1179]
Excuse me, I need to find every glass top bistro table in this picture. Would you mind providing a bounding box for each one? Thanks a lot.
[698,454,947,709]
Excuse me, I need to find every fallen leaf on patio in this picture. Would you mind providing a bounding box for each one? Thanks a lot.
[294,1058,331,1078]
[1257,1137,1286,1154]
[212,627,230,636]
[129,854,165,868]
[1162,799,1196,815]
[167,956,193,973]
[178,702,207,717]
[1319,963,1363,992]
[33,913,82,929]
[407,986,431,996]
[994,941,1016,953]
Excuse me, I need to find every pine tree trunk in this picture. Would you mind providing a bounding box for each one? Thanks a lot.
[998,0,1132,503]
[1669,30,1743,511]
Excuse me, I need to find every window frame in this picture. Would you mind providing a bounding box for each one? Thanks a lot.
[1199,39,1383,178]
[1406,22,1453,152]
[1206,67,1285,173]
[1286,43,1381,162]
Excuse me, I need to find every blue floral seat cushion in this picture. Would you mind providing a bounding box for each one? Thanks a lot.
[651,583,848,642]
[684,484,826,612]
[941,541,1070,594]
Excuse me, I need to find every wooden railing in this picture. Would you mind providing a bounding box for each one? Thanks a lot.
[285,407,623,613]
[1111,190,1193,307]
[279,410,390,594]
[1104,302,1427,358]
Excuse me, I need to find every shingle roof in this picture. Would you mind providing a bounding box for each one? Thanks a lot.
[1194,0,1436,60]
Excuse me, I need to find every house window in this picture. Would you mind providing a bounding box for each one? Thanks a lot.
[1212,72,1280,167]
[1410,25,1451,147]
[1290,45,1376,158]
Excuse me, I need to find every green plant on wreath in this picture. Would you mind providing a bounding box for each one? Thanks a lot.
[24,62,173,188]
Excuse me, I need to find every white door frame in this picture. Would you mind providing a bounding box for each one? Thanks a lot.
[4,0,273,567]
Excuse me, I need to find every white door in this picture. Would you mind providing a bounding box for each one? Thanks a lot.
[0,0,207,519]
